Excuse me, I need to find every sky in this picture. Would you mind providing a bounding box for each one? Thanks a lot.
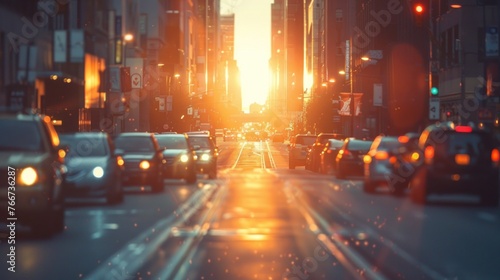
[230,0,272,112]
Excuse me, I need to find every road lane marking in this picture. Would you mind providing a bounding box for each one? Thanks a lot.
[84,183,217,280]
[284,182,387,280]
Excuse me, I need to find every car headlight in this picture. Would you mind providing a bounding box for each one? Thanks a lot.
[19,167,38,186]
[140,160,150,170]
[92,166,104,178]
[200,154,210,161]
[180,154,189,163]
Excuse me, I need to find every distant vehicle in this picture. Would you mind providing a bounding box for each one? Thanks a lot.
[60,132,124,204]
[319,139,345,174]
[288,134,317,169]
[155,133,197,184]
[114,132,165,193]
[187,134,218,179]
[409,122,500,206]
[223,131,236,141]
[336,138,372,179]
[306,133,344,172]
[0,111,66,236]
[363,135,406,195]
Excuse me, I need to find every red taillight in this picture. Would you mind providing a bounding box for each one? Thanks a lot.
[424,146,434,164]
[455,126,472,133]
[327,150,332,154]
[491,148,500,166]
[398,135,409,143]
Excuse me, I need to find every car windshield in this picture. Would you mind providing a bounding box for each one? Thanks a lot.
[188,137,213,148]
[156,136,189,149]
[114,136,155,153]
[60,135,108,157]
[347,140,372,151]
[437,132,489,156]
[0,120,43,152]
[296,136,316,145]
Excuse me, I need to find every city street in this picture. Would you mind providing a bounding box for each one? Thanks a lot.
[1,140,500,279]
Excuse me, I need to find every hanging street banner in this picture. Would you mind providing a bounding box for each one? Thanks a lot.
[338,92,363,116]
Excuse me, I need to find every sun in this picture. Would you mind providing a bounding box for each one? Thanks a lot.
[234,0,271,112]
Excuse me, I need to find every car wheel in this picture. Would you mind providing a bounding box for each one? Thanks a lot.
[410,168,428,204]
[390,181,407,196]
[363,180,376,193]
[481,185,499,206]
[186,169,197,184]
[336,167,345,179]
[32,207,63,237]
[208,167,217,179]
[107,188,123,205]
[151,176,164,193]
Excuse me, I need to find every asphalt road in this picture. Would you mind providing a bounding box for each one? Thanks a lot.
[1,139,499,280]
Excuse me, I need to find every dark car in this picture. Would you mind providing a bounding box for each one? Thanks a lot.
[60,132,124,204]
[409,122,499,206]
[187,134,218,179]
[336,138,372,179]
[386,132,421,191]
[319,139,345,175]
[155,133,197,184]
[363,135,406,195]
[289,134,317,169]
[114,133,164,193]
[306,133,344,172]
[0,111,66,236]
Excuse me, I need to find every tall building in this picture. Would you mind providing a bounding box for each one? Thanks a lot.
[435,1,500,127]
[269,0,304,131]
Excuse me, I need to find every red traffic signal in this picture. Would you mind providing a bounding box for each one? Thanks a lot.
[412,2,425,27]
[414,4,424,14]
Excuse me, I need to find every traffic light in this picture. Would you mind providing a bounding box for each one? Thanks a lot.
[430,73,439,97]
[413,2,425,27]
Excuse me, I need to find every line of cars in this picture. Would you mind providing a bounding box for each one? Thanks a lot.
[0,109,219,237]
[291,122,500,206]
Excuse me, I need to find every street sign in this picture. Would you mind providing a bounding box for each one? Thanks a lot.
[429,98,440,120]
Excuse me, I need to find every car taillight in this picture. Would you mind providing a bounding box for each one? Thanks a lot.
[374,151,389,160]
[455,126,472,133]
[491,148,500,167]
[424,146,434,164]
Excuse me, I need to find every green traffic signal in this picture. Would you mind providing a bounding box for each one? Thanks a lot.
[430,87,439,96]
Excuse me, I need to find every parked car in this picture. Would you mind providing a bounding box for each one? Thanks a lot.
[155,133,197,184]
[336,138,372,179]
[409,122,500,206]
[306,133,344,172]
[363,135,406,195]
[0,110,66,236]
[187,134,218,179]
[113,132,165,193]
[289,134,317,169]
[319,139,345,175]
[60,132,124,204]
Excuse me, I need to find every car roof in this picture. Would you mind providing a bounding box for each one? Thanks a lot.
[116,132,153,137]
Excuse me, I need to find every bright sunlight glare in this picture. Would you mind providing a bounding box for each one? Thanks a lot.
[233,0,271,112]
